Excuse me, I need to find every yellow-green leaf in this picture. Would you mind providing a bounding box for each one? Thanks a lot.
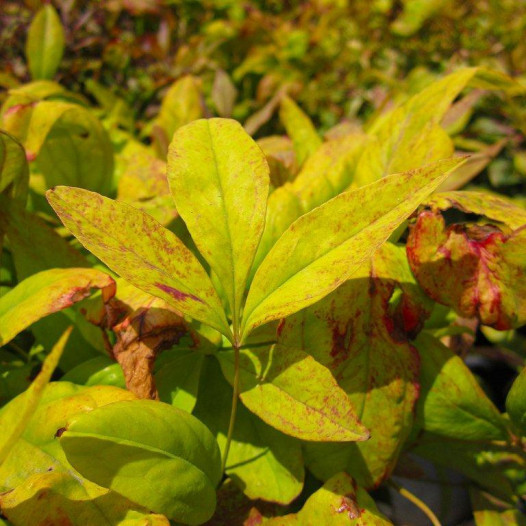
[262,472,391,525]
[241,157,463,339]
[168,119,269,338]
[218,344,369,442]
[47,186,231,338]
[0,382,169,526]
[60,399,222,524]
[152,75,203,157]
[0,267,115,346]
[279,96,322,166]
[25,5,65,80]
[0,131,28,201]
[280,244,420,488]
[0,326,72,466]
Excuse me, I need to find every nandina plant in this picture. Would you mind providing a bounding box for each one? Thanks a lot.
[0,68,525,526]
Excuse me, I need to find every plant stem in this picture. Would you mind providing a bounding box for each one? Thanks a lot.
[388,480,442,526]
[221,342,240,475]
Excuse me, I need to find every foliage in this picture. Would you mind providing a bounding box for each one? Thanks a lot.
[1,2,526,525]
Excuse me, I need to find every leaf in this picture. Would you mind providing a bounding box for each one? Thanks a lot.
[167,119,270,336]
[291,133,367,212]
[426,191,526,230]
[257,136,297,187]
[25,5,65,80]
[279,244,421,488]
[155,350,204,412]
[0,197,106,369]
[212,69,238,118]
[407,209,526,329]
[470,488,526,526]
[30,102,114,194]
[152,75,203,157]
[194,357,304,504]
[248,184,303,286]
[279,96,322,166]
[60,399,222,524]
[217,344,369,442]
[102,279,199,400]
[2,100,114,195]
[46,186,231,338]
[0,472,170,526]
[0,131,28,201]
[0,326,72,466]
[0,267,115,346]
[242,157,464,339]
[61,357,126,389]
[506,366,526,436]
[436,140,507,192]
[262,472,391,525]
[354,67,523,187]
[414,332,508,441]
[391,0,450,36]
[0,131,29,257]
[0,382,169,526]
[410,437,518,502]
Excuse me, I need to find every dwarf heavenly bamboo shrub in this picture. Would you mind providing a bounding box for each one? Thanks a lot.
[0,66,525,526]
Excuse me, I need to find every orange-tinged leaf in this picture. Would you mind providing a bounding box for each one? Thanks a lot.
[242,157,464,340]
[407,209,526,329]
[0,267,115,346]
[46,186,231,338]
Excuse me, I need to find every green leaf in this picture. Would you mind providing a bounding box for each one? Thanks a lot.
[241,157,463,339]
[414,332,508,441]
[60,399,222,524]
[470,488,526,526]
[0,198,105,369]
[61,357,126,389]
[0,383,169,526]
[0,131,29,257]
[0,267,115,346]
[46,186,231,339]
[280,244,421,488]
[194,357,304,504]
[0,131,28,201]
[411,436,518,502]
[279,96,322,166]
[25,5,65,80]
[168,119,269,338]
[155,350,204,412]
[0,326,71,466]
[506,366,526,436]
[262,472,391,525]
[218,344,369,442]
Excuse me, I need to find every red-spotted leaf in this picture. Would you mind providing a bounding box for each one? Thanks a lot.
[0,267,115,346]
[407,208,526,329]
[279,244,421,488]
[217,344,369,442]
[241,157,464,340]
[46,186,231,338]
